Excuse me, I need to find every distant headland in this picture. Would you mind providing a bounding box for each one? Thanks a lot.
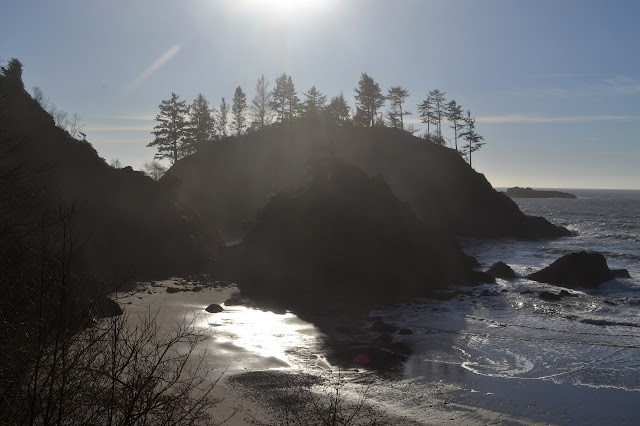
[505,187,577,199]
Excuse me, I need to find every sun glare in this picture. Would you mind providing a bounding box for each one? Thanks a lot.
[230,0,335,21]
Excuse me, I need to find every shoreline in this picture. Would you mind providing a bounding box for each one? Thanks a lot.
[111,277,556,425]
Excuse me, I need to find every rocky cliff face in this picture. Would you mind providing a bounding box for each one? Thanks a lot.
[0,84,215,276]
[168,117,571,241]
[219,157,477,307]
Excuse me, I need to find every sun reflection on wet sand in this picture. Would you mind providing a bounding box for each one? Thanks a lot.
[198,304,327,368]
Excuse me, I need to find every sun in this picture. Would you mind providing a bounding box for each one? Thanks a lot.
[231,0,335,21]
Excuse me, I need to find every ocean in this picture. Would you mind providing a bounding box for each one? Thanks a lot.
[205,189,640,424]
[363,188,640,423]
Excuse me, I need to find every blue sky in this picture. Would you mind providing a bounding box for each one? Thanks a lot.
[2,0,639,189]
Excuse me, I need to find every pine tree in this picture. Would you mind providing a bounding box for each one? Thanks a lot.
[354,73,385,127]
[430,89,447,139]
[147,93,189,164]
[217,97,229,138]
[459,110,485,168]
[302,86,327,115]
[270,73,299,126]
[249,75,273,130]
[386,86,411,130]
[418,94,434,136]
[286,75,300,123]
[0,58,24,91]
[446,100,464,152]
[231,86,247,136]
[184,93,215,154]
[326,92,351,125]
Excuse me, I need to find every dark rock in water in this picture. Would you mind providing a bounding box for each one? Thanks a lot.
[398,328,413,335]
[487,261,516,279]
[166,287,181,294]
[374,334,394,344]
[558,290,578,298]
[612,269,632,279]
[526,251,614,288]
[506,187,577,199]
[520,290,534,294]
[205,304,223,313]
[91,296,123,318]
[539,291,562,301]
[371,321,398,333]
[368,316,384,323]
[470,270,497,285]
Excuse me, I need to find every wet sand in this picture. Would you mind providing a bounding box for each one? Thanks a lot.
[112,278,547,425]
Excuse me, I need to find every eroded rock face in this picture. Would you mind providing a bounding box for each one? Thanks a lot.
[526,251,614,288]
[220,158,476,307]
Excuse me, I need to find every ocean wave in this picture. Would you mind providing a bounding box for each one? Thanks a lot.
[579,318,640,328]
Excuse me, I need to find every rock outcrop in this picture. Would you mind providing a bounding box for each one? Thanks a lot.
[167,118,571,241]
[219,158,477,307]
[506,187,577,199]
[526,251,614,288]
[0,82,216,276]
[486,261,516,279]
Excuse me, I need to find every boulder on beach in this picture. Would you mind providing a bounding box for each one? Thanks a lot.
[205,304,223,313]
[486,261,516,279]
[526,251,614,288]
[90,296,123,319]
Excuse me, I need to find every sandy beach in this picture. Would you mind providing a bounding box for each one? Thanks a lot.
[112,277,550,425]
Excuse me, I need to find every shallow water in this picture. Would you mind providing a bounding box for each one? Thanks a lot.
[204,189,640,423]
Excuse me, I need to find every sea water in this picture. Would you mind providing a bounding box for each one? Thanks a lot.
[365,189,640,423]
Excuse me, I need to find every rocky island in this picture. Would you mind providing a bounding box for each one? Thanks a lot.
[505,186,577,199]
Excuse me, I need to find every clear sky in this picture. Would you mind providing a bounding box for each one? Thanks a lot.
[2,0,639,189]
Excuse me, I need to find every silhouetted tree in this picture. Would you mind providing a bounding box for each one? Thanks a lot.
[67,112,84,139]
[446,100,464,152]
[386,86,411,130]
[0,58,24,91]
[418,94,434,136]
[148,93,189,164]
[354,73,385,127]
[430,89,447,140]
[231,86,247,136]
[302,86,327,115]
[270,73,300,126]
[32,86,48,109]
[326,92,351,125]
[46,103,69,130]
[249,75,273,130]
[144,160,167,180]
[216,97,229,138]
[459,109,485,167]
[185,94,215,154]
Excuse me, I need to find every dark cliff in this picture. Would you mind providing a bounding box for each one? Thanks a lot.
[219,157,478,307]
[168,117,571,241]
[0,82,216,276]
